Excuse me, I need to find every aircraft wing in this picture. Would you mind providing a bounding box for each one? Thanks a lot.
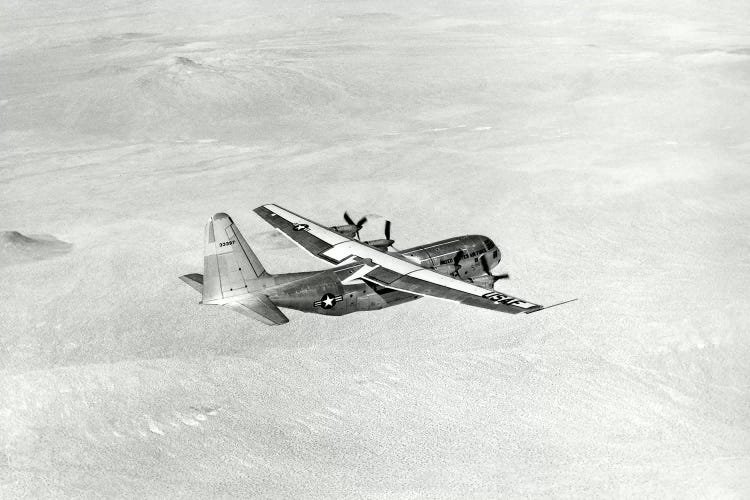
[254,204,544,314]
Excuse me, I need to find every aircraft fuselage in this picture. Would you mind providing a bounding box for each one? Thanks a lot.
[255,235,502,317]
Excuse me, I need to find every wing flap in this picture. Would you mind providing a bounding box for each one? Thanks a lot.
[365,266,404,285]
[366,274,541,314]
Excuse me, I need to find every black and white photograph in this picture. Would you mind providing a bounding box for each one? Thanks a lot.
[2,0,749,497]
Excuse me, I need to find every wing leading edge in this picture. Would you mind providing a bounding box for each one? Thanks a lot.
[253,204,544,314]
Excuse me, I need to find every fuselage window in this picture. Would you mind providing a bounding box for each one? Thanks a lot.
[493,250,498,258]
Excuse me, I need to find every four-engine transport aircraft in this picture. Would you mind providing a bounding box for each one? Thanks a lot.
[180,204,573,325]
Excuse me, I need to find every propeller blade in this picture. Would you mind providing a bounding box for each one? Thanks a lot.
[357,216,367,228]
[480,253,492,275]
[482,253,508,280]
[384,220,391,240]
[454,249,464,265]
[343,212,355,226]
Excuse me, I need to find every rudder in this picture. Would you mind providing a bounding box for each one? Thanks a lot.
[203,212,268,303]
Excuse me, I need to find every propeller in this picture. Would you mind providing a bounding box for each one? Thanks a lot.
[343,212,367,240]
[384,220,397,251]
[453,249,464,266]
[481,253,509,281]
[364,219,396,251]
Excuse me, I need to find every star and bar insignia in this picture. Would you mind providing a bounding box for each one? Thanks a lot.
[314,293,343,309]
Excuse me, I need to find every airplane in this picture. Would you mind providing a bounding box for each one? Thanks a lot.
[179,204,574,325]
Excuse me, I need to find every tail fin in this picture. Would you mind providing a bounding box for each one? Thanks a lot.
[202,212,268,303]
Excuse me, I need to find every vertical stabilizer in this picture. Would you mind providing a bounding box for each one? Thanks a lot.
[203,213,268,303]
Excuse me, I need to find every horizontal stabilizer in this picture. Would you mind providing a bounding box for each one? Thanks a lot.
[224,294,289,326]
[179,273,204,293]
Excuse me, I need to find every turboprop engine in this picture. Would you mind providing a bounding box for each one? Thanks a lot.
[364,220,395,251]
[468,274,498,290]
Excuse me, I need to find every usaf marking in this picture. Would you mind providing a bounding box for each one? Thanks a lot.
[482,292,536,309]
[293,223,310,232]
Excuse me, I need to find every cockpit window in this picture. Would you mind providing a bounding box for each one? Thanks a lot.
[484,239,496,250]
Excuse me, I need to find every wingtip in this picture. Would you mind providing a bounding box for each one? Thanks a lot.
[253,204,274,213]
[526,298,578,314]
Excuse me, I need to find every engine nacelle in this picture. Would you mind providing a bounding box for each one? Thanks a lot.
[364,238,394,250]
[330,224,358,238]
[467,274,496,290]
